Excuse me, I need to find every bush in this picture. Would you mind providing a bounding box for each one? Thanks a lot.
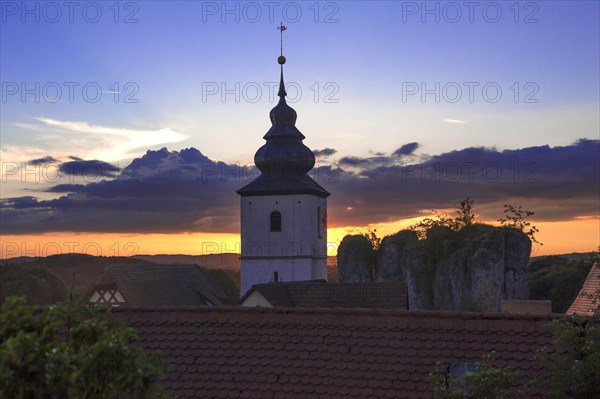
[0,296,166,399]
[430,352,519,399]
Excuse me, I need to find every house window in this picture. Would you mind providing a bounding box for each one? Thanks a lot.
[274,271,279,282]
[270,211,282,232]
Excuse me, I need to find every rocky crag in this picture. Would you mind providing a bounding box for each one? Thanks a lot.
[337,235,374,283]
[337,224,531,312]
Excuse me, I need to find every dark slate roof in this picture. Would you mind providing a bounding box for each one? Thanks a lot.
[117,307,558,398]
[567,264,599,316]
[242,281,408,309]
[236,173,330,198]
[91,264,225,307]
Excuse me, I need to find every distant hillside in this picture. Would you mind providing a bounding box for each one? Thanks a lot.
[1,254,240,303]
[0,256,38,264]
[133,254,339,272]
[133,253,240,270]
[0,264,69,305]
[530,252,595,263]
[1,254,152,300]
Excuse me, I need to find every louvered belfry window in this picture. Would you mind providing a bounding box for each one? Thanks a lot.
[270,211,282,232]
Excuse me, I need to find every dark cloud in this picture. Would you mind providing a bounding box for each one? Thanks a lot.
[338,156,371,166]
[338,155,395,168]
[28,156,59,165]
[393,142,420,157]
[313,148,337,157]
[45,184,86,193]
[59,160,120,178]
[1,140,598,235]
[328,139,599,226]
[1,148,256,234]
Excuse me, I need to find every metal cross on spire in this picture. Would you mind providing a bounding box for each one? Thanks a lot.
[277,22,287,58]
[276,23,288,96]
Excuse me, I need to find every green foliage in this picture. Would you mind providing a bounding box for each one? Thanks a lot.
[430,352,520,399]
[0,296,166,399]
[498,204,542,246]
[455,197,475,228]
[410,199,541,247]
[361,228,381,252]
[529,255,595,313]
[0,265,69,305]
[535,315,600,398]
[410,197,475,239]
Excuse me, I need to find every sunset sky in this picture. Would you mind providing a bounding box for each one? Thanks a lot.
[1,1,599,258]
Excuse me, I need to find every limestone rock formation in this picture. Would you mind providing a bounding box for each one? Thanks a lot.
[375,230,419,283]
[371,224,531,312]
[337,235,373,283]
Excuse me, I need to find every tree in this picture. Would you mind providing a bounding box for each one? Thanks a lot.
[535,251,600,399]
[410,197,475,239]
[455,197,475,228]
[535,315,600,398]
[497,204,542,246]
[0,296,166,399]
[361,228,382,252]
[430,352,519,399]
[528,255,594,313]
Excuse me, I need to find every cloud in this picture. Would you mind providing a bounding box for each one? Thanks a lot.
[58,160,120,177]
[0,148,251,234]
[45,184,86,193]
[7,117,188,163]
[1,140,598,235]
[28,156,59,165]
[338,156,373,167]
[393,142,420,157]
[443,119,469,124]
[313,148,337,157]
[328,139,599,226]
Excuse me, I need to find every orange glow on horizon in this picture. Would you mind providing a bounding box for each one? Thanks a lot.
[1,218,597,259]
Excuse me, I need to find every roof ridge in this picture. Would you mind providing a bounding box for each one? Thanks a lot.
[111,305,562,320]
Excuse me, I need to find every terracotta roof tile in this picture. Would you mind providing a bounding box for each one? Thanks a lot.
[566,264,599,316]
[116,306,560,398]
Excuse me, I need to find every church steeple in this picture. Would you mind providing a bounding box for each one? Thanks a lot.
[237,24,329,198]
[236,24,330,296]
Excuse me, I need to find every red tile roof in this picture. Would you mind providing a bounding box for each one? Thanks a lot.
[567,264,600,316]
[116,306,558,398]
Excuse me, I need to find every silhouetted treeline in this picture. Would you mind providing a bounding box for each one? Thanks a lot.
[528,255,596,313]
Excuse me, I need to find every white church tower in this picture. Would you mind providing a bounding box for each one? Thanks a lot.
[237,25,330,296]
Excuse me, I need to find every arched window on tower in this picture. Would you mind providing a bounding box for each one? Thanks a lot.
[270,211,282,232]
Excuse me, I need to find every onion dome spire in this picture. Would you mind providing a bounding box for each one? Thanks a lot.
[268,23,297,129]
[236,24,329,198]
